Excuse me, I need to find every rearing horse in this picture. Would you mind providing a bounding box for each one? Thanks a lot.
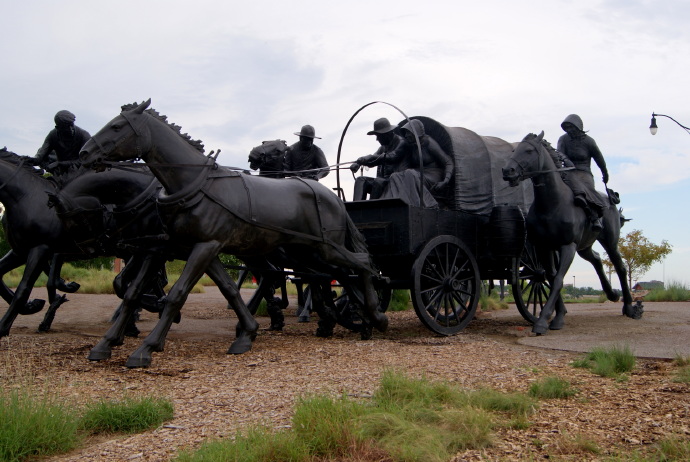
[80,99,387,368]
[502,132,641,334]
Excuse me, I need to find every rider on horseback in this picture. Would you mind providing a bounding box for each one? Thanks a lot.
[32,110,91,178]
[557,114,610,232]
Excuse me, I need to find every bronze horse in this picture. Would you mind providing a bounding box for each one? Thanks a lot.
[0,148,166,337]
[0,148,82,335]
[502,132,640,334]
[80,99,387,368]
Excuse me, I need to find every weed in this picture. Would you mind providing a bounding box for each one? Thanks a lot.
[528,376,578,399]
[571,344,636,378]
[80,395,174,434]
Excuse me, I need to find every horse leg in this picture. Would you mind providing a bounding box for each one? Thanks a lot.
[37,255,70,332]
[88,254,164,361]
[577,246,619,302]
[204,258,258,355]
[0,245,51,338]
[605,247,639,319]
[126,242,222,368]
[0,250,47,316]
[533,244,576,335]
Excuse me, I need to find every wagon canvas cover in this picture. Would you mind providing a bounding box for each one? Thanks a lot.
[406,116,533,216]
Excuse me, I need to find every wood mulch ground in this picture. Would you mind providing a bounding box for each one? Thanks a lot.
[1,287,689,461]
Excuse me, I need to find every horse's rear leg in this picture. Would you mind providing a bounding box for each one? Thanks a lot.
[577,247,619,302]
[205,258,258,355]
[0,246,51,338]
[89,254,164,361]
[126,242,221,368]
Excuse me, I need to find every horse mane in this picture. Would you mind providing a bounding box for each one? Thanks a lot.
[121,102,205,154]
[521,133,562,170]
[0,147,47,178]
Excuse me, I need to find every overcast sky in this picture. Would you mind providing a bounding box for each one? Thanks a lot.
[1,0,688,289]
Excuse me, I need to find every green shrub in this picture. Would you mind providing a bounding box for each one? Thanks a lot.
[80,396,174,434]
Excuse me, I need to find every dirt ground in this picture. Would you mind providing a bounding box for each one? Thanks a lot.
[2,287,690,461]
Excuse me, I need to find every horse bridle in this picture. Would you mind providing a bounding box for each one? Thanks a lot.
[508,138,571,184]
[89,111,147,163]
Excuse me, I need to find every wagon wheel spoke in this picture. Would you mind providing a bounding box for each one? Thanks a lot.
[412,236,479,336]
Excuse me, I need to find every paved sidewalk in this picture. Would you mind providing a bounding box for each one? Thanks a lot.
[490,301,690,359]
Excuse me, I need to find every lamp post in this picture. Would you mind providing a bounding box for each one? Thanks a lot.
[649,113,690,135]
[572,275,575,289]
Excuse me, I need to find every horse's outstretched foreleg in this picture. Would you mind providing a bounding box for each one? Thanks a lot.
[204,257,258,355]
[577,246,619,302]
[0,245,51,338]
[88,254,164,361]
[38,254,68,332]
[0,250,47,316]
[126,242,222,368]
[534,244,576,335]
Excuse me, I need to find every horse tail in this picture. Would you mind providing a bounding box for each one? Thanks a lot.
[344,214,380,275]
[619,207,632,228]
[345,214,368,255]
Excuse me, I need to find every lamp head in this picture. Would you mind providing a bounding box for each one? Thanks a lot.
[649,114,658,135]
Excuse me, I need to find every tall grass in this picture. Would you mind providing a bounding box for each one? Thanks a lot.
[176,370,537,462]
[0,386,80,462]
[644,280,690,302]
[571,344,636,378]
[80,395,174,434]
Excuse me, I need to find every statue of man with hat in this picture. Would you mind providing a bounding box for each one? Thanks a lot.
[349,117,404,200]
[33,110,91,177]
[283,124,329,180]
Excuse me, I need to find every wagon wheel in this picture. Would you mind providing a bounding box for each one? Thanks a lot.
[512,241,557,324]
[411,236,480,336]
[331,285,392,339]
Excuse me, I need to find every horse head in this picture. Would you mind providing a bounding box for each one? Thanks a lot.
[502,131,546,187]
[248,140,287,173]
[248,140,287,176]
[80,99,152,171]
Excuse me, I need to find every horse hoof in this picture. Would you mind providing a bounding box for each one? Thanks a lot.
[532,322,548,335]
[609,289,621,303]
[549,317,565,330]
[360,325,373,340]
[227,338,253,355]
[126,353,152,368]
[374,313,389,332]
[37,323,51,333]
[88,348,112,361]
[19,299,46,315]
[315,327,333,338]
[624,302,644,320]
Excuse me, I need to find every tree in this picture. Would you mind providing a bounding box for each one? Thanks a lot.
[603,229,672,289]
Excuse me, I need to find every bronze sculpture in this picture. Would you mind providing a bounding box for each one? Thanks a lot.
[79,100,387,368]
[32,110,91,178]
[376,119,454,208]
[350,118,404,200]
[503,132,641,335]
[557,114,609,231]
[0,148,166,337]
[283,125,329,180]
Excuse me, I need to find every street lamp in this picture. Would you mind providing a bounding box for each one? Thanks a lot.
[649,112,690,135]
[572,276,575,289]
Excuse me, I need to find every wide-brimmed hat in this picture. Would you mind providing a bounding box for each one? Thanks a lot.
[294,124,321,139]
[367,118,396,135]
